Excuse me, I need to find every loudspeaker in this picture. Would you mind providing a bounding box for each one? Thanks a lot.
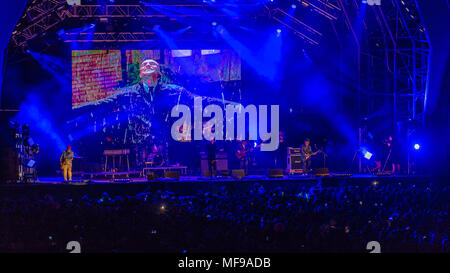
[287,147,303,174]
[202,170,218,177]
[200,153,209,173]
[164,170,180,180]
[219,170,231,177]
[315,168,330,177]
[268,169,284,178]
[216,153,228,171]
[232,169,245,179]
[201,153,229,172]
[289,156,303,169]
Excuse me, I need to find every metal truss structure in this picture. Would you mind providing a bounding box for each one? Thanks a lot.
[270,8,322,45]
[299,0,342,20]
[337,0,430,173]
[63,31,157,42]
[10,2,254,48]
[11,0,344,47]
[267,0,342,45]
[66,4,231,18]
[392,0,429,124]
[11,0,70,48]
[360,0,429,124]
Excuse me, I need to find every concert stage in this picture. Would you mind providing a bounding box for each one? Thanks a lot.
[0,173,430,199]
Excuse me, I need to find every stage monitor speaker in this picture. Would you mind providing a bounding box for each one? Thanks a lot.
[202,170,218,177]
[268,169,284,178]
[315,168,330,177]
[164,170,180,180]
[147,171,158,181]
[232,169,245,179]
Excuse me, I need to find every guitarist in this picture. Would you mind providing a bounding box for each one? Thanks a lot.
[301,138,319,174]
[60,145,74,182]
[236,140,252,175]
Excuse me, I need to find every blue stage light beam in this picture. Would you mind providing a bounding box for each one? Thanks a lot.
[353,2,367,41]
[174,25,192,36]
[67,111,131,142]
[58,23,96,49]
[146,25,179,49]
[26,50,71,83]
[214,24,282,82]
[13,93,67,156]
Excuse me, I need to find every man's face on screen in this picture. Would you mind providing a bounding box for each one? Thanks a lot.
[140,59,159,77]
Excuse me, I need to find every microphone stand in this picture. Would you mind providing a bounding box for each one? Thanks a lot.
[381,148,392,173]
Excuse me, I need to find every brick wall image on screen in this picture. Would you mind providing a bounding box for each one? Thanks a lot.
[72,50,122,108]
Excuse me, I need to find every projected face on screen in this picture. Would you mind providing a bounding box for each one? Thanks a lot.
[70,48,241,160]
[140,59,160,77]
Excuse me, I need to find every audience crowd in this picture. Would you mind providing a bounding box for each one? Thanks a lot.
[0,181,448,252]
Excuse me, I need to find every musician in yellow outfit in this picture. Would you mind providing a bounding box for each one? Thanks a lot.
[60,145,74,182]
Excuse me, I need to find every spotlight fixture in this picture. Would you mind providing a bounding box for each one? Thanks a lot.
[363,151,373,160]
[360,148,373,160]
[27,159,36,168]
[414,144,420,150]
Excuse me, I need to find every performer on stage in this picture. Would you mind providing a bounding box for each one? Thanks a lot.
[236,140,252,175]
[60,145,74,182]
[301,138,319,174]
[206,138,217,173]
[382,135,400,174]
[274,131,287,169]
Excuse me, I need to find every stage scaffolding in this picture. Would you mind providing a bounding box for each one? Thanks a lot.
[337,0,430,173]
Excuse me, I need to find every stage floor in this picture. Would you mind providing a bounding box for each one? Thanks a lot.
[0,173,431,199]
[26,173,425,185]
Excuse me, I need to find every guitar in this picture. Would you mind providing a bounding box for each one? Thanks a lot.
[302,149,322,161]
[236,145,254,159]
